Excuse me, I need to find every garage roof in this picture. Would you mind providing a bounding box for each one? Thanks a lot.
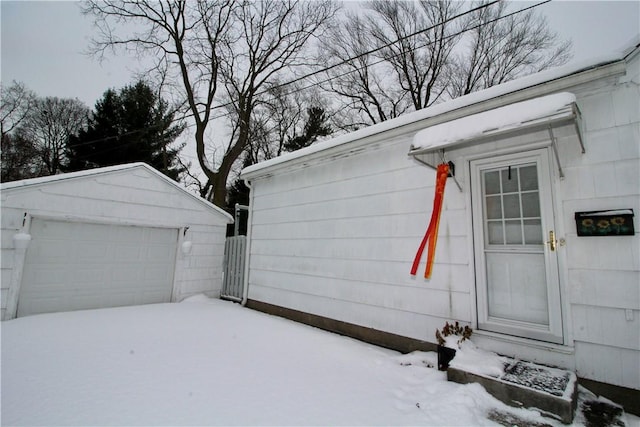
[1,163,233,223]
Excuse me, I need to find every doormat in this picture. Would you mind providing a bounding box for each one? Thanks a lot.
[500,360,572,397]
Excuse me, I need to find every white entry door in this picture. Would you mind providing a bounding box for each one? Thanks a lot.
[471,149,563,343]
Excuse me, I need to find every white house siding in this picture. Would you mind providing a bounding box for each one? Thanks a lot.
[1,164,231,319]
[246,134,474,344]
[424,62,640,389]
[557,52,640,389]
[243,47,639,391]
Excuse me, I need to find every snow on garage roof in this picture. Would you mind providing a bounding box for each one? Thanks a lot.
[409,92,578,155]
[2,162,148,190]
[1,162,233,222]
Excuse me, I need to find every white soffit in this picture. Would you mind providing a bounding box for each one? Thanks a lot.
[409,92,580,157]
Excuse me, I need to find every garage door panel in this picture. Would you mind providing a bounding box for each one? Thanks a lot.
[108,294,138,308]
[75,242,110,259]
[114,245,143,261]
[17,219,178,317]
[27,264,107,286]
[73,294,105,309]
[145,245,177,260]
[76,224,112,241]
[139,291,169,304]
[30,221,64,238]
[29,240,69,262]
[24,265,68,286]
[111,266,143,282]
[20,296,67,316]
[113,226,144,239]
[148,230,179,244]
[144,265,174,282]
[74,267,107,284]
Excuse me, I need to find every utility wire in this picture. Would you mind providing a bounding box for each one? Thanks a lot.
[66,0,550,149]
[204,0,551,122]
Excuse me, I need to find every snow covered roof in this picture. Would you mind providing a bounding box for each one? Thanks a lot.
[2,163,146,191]
[409,92,578,155]
[241,37,639,180]
[1,163,233,222]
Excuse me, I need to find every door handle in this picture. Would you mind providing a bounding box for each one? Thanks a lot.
[547,230,557,251]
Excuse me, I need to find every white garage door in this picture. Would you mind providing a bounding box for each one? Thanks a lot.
[17,218,179,317]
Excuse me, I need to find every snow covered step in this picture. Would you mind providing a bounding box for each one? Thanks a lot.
[447,358,578,424]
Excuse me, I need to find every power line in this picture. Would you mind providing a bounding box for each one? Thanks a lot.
[204,0,551,122]
[65,0,502,148]
[66,0,551,149]
[203,0,503,117]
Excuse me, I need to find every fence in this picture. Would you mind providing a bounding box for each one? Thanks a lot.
[221,235,246,301]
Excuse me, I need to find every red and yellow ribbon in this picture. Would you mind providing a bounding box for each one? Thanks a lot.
[411,163,449,279]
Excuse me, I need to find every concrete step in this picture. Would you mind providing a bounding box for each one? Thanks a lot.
[483,387,630,426]
[447,357,578,424]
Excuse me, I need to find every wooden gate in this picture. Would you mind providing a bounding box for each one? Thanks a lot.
[221,236,246,301]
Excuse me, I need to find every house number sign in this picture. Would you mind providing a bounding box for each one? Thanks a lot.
[575,209,635,236]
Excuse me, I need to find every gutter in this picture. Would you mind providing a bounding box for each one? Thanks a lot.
[241,58,627,182]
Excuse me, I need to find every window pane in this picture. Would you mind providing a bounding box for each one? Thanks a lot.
[522,192,540,217]
[486,195,502,219]
[524,219,543,244]
[486,252,549,325]
[503,194,521,218]
[501,168,519,193]
[505,220,523,244]
[520,165,538,191]
[484,171,500,194]
[488,221,503,244]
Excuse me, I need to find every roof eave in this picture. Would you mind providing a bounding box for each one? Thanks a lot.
[241,57,627,181]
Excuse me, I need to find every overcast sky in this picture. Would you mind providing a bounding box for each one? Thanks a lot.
[2,1,638,108]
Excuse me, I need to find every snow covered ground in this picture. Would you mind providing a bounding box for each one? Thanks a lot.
[1,296,636,426]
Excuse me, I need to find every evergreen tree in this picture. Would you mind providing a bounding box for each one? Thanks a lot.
[66,81,186,181]
[283,107,332,153]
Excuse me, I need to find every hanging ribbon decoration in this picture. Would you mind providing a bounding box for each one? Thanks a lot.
[411,163,449,279]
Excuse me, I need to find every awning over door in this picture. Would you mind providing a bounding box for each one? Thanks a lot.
[408,92,584,178]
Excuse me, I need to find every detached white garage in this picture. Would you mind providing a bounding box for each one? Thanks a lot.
[1,163,233,320]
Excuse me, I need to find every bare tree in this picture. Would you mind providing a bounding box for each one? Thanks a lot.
[321,1,572,127]
[244,82,322,164]
[1,92,88,180]
[83,0,337,207]
[84,0,235,202]
[367,1,464,110]
[1,81,36,139]
[447,1,572,97]
[209,0,336,206]
[18,97,90,176]
[319,11,387,130]
[1,131,42,182]
[1,81,39,181]
[320,0,463,128]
